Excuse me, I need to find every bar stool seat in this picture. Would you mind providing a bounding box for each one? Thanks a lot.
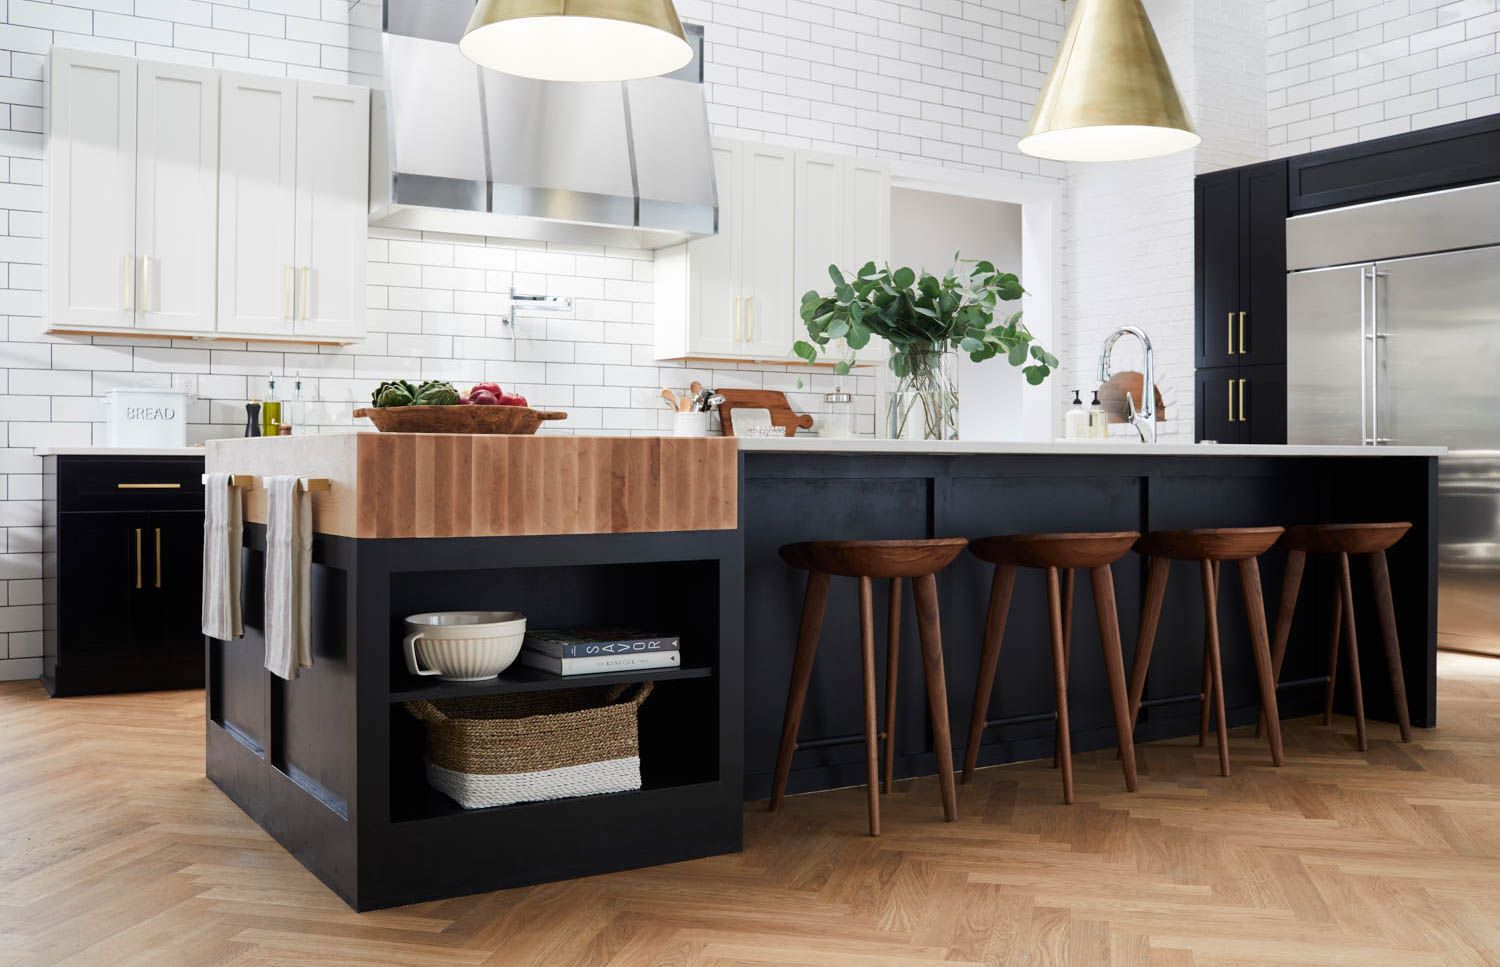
[963,531,1140,804]
[1126,527,1286,777]
[771,537,967,835]
[1264,522,1413,751]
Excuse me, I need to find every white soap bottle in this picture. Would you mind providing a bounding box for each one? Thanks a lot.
[1088,390,1108,439]
[1064,390,1089,440]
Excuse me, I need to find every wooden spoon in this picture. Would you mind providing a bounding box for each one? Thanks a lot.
[660,387,679,410]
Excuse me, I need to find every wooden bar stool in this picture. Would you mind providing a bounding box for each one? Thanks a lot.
[1262,522,1413,752]
[770,538,968,835]
[1126,527,1286,776]
[961,532,1141,803]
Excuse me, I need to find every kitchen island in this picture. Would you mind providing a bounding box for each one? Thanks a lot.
[205,433,1440,910]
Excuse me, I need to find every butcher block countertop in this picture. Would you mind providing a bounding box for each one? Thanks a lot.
[205,433,739,538]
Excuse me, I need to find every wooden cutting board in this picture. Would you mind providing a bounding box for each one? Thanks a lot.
[716,389,814,437]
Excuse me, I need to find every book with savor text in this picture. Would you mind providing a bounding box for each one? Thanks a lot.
[522,629,681,660]
[518,649,681,677]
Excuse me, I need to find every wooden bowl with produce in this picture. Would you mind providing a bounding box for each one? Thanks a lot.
[355,381,567,435]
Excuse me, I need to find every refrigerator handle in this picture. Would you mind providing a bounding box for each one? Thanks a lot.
[1368,267,1391,444]
[1359,266,1369,445]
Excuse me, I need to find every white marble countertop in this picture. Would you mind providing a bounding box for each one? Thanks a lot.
[35,446,206,456]
[736,437,1446,457]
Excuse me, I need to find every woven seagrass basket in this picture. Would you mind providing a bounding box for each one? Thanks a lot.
[404,681,653,809]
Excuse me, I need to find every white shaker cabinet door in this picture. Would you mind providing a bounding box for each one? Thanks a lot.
[793,150,845,309]
[843,156,890,363]
[738,142,796,360]
[47,49,138,330]
[293,81,369,341]
[685,141,743,358]
[135,62,218,333]
[217,73,298,336]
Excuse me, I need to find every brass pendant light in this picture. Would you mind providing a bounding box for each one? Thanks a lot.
[1019,0,1199,162]
[460,0,693,83]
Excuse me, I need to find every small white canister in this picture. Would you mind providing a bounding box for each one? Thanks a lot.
[102,388,189,447]
[673,411,711,437]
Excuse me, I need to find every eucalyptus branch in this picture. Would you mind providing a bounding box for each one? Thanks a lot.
[791,256,1058,384]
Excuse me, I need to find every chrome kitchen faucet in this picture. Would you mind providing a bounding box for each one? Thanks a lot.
[1098,326,1156,444]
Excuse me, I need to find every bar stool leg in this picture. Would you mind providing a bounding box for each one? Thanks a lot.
[883,577,902,794]
[1200,560,1231,777]
[1337,552,1369,752]
[1368,550,1413,743]
[1090,564,1138,792]
[1054,569,1074,769]
[912,573,958,821]
[770,570,829,812]
[1199,561,1218,749]
[1258,548,1305,739]
[1323,579,1342,726]
[1126,556,1170,733]
[857,576,881,835]
[1238,555,1285,766]
[1045,566,1075,804]
[963,564,1015,783]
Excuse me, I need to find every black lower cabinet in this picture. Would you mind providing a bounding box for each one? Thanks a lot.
[43,455,206,696]
[1196,365,1286,444]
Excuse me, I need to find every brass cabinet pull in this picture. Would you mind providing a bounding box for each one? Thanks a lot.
[141,255,152,313]
[1238,311,1247,354]
[154,528,162,588]
[746,296,755,342]
[1238,378,1247,423]
[299,266,311,321]
[1227,312,1234,356]
[1227,378,1234,422]
[117,482,181,490]
[134,528,142,589]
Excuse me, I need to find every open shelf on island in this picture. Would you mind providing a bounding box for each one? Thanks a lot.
[390,662,714,702]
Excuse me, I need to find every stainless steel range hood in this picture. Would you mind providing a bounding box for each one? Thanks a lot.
[370,0,716,249]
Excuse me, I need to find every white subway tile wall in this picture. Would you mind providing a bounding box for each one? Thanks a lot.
[1267,0,1500,156]
[0,0,1072,678]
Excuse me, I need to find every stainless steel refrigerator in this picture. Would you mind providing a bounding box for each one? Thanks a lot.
[1287,180,1500,656]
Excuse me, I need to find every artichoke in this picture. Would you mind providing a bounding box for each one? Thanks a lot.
[414,380,461,406]
[371,379,417,407]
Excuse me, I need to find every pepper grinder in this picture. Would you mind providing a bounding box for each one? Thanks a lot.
[245,401,262,438]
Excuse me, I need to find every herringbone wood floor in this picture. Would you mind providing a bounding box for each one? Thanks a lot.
[3,653,1500,966]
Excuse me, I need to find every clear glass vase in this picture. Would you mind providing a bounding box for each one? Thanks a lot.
[883,347,959,441]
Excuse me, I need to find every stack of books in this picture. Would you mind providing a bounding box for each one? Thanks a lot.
[519,628,682,677]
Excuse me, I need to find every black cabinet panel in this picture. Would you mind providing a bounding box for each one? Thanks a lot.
[1196,366,1241,444]
[1288,113,1500,214]
[44,455,205,697]
[1196,169,1240,367]
[1241,364,1287,444]
[1239,161,1288,366]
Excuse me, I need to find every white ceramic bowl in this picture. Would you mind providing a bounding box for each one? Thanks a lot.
[402,611,527,681]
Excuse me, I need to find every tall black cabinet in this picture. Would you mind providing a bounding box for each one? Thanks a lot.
[42,454,206,696]
[1195,159,1288,444]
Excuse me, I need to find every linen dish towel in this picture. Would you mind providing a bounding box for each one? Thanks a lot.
[264,475,313,680]
[201,473,244,640]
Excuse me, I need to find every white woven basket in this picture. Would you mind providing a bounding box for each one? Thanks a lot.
[426,756,642,809]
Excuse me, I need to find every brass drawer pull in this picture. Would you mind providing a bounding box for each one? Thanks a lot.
[1227,312,1234,356]
[154,527,162,588]
[1238,311,1247,354]
[116,482,182,490]
[1238,378,1247,423]
[134,528,142,589]
[1227,378,1234,422]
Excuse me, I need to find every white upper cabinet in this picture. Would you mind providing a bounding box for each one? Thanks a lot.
[47,49,138,330]
[136,61,219,334]
[47,49,369,344]
[655,138,889,364]
[292,81,369,340]
[217,73,298,337]
[737,143,796,359]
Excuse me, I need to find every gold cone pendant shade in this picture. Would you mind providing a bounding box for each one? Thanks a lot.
[1019,0,1199,162]
[460,0,693,83]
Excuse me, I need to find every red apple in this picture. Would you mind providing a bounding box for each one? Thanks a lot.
[470,389,499,405]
